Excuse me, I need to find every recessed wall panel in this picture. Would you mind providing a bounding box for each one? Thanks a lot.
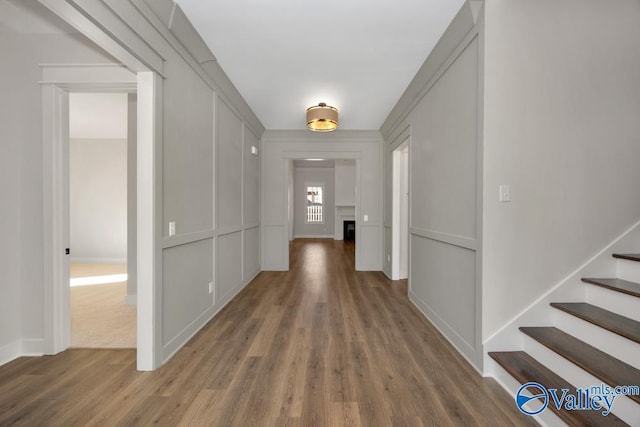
[410,38,478,239]
[216,99,243,228]
[162,239,213,344]
[410,235,476,348]
[243,128,259,225]
[243,227,260,279]
[163,59,214,234]
[216,231,242,298]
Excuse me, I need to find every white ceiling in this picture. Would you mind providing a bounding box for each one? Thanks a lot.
[176,0,465,131]
[69,93,128,140]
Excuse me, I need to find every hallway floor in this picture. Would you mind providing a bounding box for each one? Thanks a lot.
[0,240,535,426]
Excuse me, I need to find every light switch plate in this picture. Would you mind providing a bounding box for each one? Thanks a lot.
[250,146,258,156]
[169,221,176,236]
[499,185,511,202]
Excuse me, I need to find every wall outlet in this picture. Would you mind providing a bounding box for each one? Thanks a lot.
[250,146,258,156]
[499,185,511,202]
[208,281,214,294]
[169,221,176,236]
[387,254,391,262]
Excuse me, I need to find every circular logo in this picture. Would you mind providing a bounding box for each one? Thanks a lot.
[516,382,549,415]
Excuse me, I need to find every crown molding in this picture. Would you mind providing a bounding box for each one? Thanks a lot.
[262,129,383,144]
[380,1,483,140]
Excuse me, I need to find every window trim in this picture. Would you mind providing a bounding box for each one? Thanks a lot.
[304,182,325,224]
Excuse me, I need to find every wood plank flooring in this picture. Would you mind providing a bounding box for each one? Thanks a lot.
[0,239,536,426]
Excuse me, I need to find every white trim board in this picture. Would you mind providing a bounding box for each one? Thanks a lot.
[0,340,45,367]
[70,257,128,264]
[40,63,159,372]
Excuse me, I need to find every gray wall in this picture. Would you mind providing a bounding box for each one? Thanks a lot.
[335,159,356,206]
[133,2,264,361]
[482,0,640,339]
[382,0,640,373]
[381,3,483,369]
[70,138,127,262]
[0,0,264,367]
[261,130,383,271]
[293,166,335,238]
[0,17,121,362]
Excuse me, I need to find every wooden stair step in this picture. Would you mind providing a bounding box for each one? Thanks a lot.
[489,351,628,426]
[550,302,640,344]
[613,253,640,263]
[520,327,640,404]
[581,278,640,298]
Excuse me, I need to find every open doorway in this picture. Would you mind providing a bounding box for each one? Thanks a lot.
[68,92,136,348]
[392,140,409,280]
[287,158,358,265]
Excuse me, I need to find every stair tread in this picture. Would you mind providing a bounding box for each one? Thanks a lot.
[520,327,640,404]
[550,302,640,344]
[490,351,628,426]
[613,253,640,263]
[581,277,640,298]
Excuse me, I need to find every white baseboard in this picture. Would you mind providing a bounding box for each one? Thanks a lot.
[0,339,45,367]
[21,339,44,356]
[70,257,127,264]
[0,340,21,367]
[409,291,483,374]
[261,263,288,271]
[356,263,384,272]
[125,294,137,305]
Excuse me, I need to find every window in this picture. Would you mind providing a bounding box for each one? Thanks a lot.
[305,184,324,223]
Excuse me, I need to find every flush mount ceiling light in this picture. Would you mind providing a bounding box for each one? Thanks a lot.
[306,103,339,132]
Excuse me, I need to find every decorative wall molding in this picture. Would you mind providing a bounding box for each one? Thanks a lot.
[263,129,383,144]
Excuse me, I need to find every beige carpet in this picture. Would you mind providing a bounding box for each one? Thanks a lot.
[70,263,136,349]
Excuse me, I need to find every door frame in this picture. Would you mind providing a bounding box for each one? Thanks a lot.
[41,64,159,370]
[283,152,362,269]
[391,139,410,280]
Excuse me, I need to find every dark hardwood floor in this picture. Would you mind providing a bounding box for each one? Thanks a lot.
[0,239,536,426]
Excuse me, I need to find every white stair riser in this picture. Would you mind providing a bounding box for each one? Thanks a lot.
[585,285,640,321]
[617,258,640,284]
[524,337,639,425]
[553,311,639,369]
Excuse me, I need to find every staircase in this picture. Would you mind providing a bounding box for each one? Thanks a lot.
[489,253,640,426]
